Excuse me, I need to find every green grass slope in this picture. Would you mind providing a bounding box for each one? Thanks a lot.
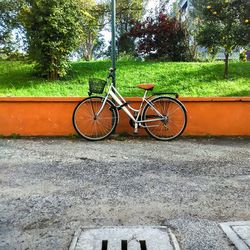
[0,60,249,97]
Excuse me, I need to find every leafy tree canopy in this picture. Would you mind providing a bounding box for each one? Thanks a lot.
[193,0,250,77]
[77,0,107,61]
[20,0,84,79]
[0,0,24,57]
[126,13,191,61]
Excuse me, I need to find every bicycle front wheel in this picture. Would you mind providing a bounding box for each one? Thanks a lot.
[142,96,187,141]
[73,96,118,141]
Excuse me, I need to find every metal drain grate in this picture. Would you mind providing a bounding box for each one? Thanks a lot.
[70,226,177,250]
[101,239,147,250]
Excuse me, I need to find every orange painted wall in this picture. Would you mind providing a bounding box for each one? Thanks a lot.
[0,97,249,136]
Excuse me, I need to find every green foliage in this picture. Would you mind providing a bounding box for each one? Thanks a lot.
[0,33,13,59]
[116,0,143,33]
[0,0,15,42]
[116,0,143,55]
[3,51,27,61]
[0,0,24,57]
[239,49,247,62]
[194,0,250,77]
[118,34,136,55]
[20,0,83,80]
[0,60,249,97]
[77,0,106,61]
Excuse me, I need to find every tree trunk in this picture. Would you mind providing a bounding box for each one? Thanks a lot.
[224,52,229,79]
[83,46,93,61]
[84,53,92,61]
[48,57,58,80]
[82,32,94,61]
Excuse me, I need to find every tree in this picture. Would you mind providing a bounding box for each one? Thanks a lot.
[20,0,83,79]
[116,0,143,55]
[77,0,107,61]
[78,0,143,59]
[116,0,143,34]
[127,13,191,61]
[92,34,108,59]
[119,32,136,55]
[194,0,250,78]
[0,0,24,58]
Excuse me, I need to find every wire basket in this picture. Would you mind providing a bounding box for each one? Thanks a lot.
[88,78,107,95]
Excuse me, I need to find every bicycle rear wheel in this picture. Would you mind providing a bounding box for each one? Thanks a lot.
[142,96,187,141]
[73,96,118,141]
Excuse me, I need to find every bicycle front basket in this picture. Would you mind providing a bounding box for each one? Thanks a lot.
[89,78,107,94]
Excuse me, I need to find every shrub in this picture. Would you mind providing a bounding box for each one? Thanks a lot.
[125,13,191,61]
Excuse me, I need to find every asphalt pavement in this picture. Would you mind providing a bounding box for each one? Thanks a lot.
[0,137,249,249]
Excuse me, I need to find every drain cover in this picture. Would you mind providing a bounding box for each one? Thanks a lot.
[220,221,250,250]
[69,226,178,250]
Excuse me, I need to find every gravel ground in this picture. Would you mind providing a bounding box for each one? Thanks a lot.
[0,137,250,250]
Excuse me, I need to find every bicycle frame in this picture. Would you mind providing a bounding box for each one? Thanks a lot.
[96,82,165,132]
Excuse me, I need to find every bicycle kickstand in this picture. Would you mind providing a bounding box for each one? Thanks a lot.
[134,123,138,134]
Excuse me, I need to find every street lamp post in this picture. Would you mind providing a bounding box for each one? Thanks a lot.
[111,0,116,87]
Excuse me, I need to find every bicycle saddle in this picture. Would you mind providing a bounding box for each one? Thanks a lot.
[137,83,155,91]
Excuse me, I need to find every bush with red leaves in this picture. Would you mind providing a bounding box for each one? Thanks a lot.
[125,13,191,61]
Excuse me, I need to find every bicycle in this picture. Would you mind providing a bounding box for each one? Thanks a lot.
[72,68,187,141]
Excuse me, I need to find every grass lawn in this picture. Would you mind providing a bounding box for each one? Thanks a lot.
[0,60,249,97]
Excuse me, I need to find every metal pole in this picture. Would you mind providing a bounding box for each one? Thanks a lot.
[111,0,116,87]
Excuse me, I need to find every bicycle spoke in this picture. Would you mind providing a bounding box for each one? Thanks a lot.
[162,100,169,115]
[96,118,111,135]
[167,106,181,117]
[73,97,118,140]
[143,97,187,140]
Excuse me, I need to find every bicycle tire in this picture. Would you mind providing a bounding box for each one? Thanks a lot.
[72,96,118,141]
[142,96,187,141]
